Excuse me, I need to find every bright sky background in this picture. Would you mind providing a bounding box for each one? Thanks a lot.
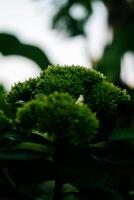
[0,0,133,89]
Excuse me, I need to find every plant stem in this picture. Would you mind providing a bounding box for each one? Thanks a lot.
[53,176,63,200]
[53,137,65,200]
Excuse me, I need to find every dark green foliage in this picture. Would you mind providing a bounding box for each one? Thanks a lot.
[86,80,130,140]
[16,92,99,144]
[35,65,130,138]
[0,65,133,200]
[36,66,129,117]
[36,65,105,97]
[0,32,51,70]
[38,0,134,85]
[0,84,6,95]
[0,110,11,133]
[6,65,105,117]
[51,0,92,36]
[6,78,39,119]
[7,78,38,103]
[87,80,130,115]
[96,23,134,84]
[7,65,130,121]
[6,65,130,139]
[0,85,7,112]
[0,0,134,198]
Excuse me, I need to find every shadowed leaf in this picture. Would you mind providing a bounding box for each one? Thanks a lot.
[0,32,51,70]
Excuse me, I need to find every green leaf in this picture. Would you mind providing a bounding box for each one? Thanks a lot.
[18,181,55,200]
[12,142,54,156]
[0,150,54,184]
[0,131,54,152]
[1,132,54,146]
[109,130,134,140]
[62,194,79,200]
[79,186,124,200]
[62,184,79,200]
[89,141,134,164]
[96,23,134,84]
[56,144,108,188]
[62,186,123,200]
[0,150,43,161]
[0,32,51,70]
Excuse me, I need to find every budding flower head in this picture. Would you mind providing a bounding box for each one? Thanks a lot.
[87,80,130,116]
[16,92,99,144]
[36,65,130,117]
[6,65,105,105]
[6,78,38,103]
[36,65,105,98]
[6,64,130,135]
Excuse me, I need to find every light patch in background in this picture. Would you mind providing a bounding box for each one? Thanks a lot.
[69,3,88,20]
[0,55,41,90]
[121,52,134,88]
[0,0,107,88]
[0,0,90,66]
[85,1,112,61]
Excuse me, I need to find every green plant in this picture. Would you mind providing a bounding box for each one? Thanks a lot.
[9,65,129,140]
[0,110,11,133]
[16,92,98,144]
[0,65,133,200]
[7,78,38,103]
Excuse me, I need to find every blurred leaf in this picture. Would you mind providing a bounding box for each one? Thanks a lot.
[96,23,134,84]
[0,85,7,113]
[0,150,43,161]
[0,32,51,70]
[79,186,124,200]
[109,130,134,141]
[0,149,54,185]
[0,131,54,148]
[13,142,54,156]
[0,85,6,95]
[62,194,79,200]
[56,144,108,188]
[52,0,92,36]
[18,181,55,200]
[62,183,79,200]
[89,141,134,164]
[62,183,79,194]
[62,186,123,200]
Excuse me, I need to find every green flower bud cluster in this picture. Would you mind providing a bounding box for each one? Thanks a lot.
[36,65,130,117]
[86,80,130,116]
[6,78,38,103]
[16,92,99,144]
[7,65,105,104]
[36,65,105,98]
[6,65,130,140]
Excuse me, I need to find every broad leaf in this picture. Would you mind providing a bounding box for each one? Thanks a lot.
[0,32,51,70]
[89,141,134,164]
[56,144,108,188]
[109,130,134,141]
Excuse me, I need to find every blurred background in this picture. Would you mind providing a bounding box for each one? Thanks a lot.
[0,0,134,90]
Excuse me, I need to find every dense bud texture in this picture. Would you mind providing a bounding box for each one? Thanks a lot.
[7,78,38,103]
[16,92,99,144]
[86,80,130,116]
[6,65,130,118]
[36,65,130,117]
[36,65,105,98]
[5,65,130,140]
